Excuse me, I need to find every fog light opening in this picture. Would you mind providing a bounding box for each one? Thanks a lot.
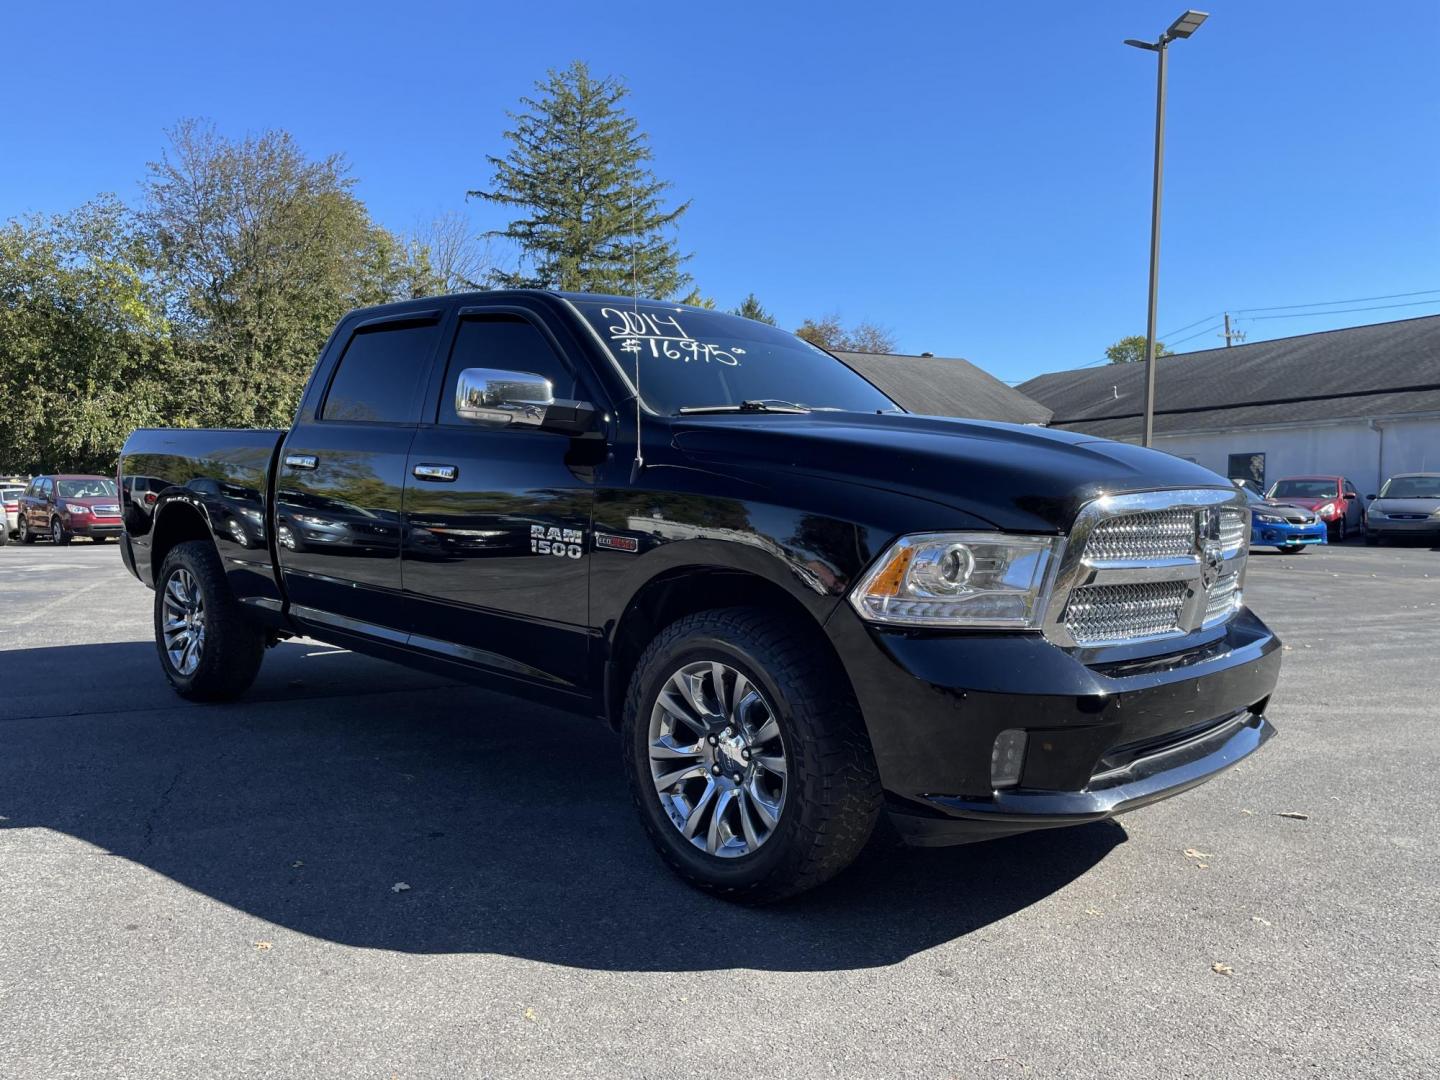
[991,729,1028,789]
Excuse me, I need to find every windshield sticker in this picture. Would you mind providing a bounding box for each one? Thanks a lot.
[600,307,741,367]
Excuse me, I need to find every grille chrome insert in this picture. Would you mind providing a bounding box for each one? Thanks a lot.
[1043,489,1250,649]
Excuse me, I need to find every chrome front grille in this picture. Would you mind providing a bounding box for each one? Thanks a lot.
[1085,510,1196,560]
[1044,489,1250,648]
[1065,581,1190,643]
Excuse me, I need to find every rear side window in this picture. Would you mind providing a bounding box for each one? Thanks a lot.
[322,319,441,424]
[438,316,577,425]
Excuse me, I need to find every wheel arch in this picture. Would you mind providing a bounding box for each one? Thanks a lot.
[148,497,216,582]
[602,565,855,731]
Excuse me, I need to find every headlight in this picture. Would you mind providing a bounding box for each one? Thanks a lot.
[238,507,264,523]
[1368,509,1387,521]
[1316,502,1336,517]
[849,532,1062,628]
[64,503,90,515]
[292,514,335,527]
[1255,512,1284,524]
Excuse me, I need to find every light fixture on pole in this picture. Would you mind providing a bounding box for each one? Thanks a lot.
[1125,10,1208,448]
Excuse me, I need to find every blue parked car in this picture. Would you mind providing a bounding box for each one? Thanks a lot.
[1240,485,1327,553]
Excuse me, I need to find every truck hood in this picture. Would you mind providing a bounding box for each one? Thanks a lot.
[669,411,1231,533]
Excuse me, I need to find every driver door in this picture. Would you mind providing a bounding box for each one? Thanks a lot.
[401,304,601,693]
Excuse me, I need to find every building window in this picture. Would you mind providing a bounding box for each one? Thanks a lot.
[1228,452,1266,491]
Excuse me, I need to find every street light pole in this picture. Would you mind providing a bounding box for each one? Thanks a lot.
[1125,10,1208,448]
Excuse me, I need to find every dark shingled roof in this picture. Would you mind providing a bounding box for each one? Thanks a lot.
[1019,315,1440,438]
[837,351,1053,426]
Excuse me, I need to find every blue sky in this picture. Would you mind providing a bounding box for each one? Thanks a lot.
[2,1,1436,383]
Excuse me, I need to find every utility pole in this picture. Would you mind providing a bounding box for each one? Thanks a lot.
[1125,10,1209,447]
[1221,312,1246,347]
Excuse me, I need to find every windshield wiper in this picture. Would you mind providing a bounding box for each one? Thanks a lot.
[677,399,811,415]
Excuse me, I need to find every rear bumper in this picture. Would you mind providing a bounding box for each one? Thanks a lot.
[825,605,1282,846]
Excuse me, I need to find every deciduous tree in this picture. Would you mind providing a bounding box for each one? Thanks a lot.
[1106,335,1172,364]
[796,314,897,354]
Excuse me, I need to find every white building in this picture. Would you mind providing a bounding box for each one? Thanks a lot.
[1017,316,1440,496]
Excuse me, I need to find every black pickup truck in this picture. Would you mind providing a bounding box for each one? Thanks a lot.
[118,291,1281,901]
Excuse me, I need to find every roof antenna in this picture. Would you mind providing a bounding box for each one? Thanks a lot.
[629,191,645,484]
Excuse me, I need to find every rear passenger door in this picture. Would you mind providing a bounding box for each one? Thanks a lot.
[400,304,601,692]
[276,308,444,636]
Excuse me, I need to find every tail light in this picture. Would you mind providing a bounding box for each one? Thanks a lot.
[143,492,158,506]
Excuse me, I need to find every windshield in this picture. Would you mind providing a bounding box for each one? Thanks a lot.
[573,300,898,416]
[57,478,116,498]
[1379,475,1440,499]
[1267,479,1337,499]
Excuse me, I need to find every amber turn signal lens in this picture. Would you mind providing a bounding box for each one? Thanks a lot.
[868,546,916,597]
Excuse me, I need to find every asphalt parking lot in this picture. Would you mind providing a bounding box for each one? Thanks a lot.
[1,538,1436,1079]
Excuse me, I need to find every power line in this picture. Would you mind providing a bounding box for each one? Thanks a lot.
[1158,311,1222,339]
[1234,288,1440,314]
[1242,298,1440,321]
[1165,320,1226,347]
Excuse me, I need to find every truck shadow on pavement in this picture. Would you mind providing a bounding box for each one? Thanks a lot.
[1,640,1124,972]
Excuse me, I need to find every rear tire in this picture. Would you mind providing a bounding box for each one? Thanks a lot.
[154,540,264,701]
[18,517,34,544]
[622,607,881,904]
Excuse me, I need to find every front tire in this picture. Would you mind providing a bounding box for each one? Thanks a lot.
[154,540,264,701]
[622,608,881,903]
[50,517,70,545]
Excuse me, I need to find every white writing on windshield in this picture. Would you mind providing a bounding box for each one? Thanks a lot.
[600,307,743,367]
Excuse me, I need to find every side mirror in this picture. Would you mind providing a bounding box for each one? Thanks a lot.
[454,367,597,435]
[456,368,553,427]
[1342,492,1356,500]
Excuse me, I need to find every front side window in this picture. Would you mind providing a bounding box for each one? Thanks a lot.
[573,300,898,416]
[322,319,441,424]
[1268,479,1338,499]
[439,316,577,424]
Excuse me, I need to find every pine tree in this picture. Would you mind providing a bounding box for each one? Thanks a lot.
[470,61,691,297]
[733,292,776,325]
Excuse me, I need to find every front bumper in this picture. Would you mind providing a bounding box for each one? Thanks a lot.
[1369,517,1440,537]
[824,605,1282,846]
[1253,520,1327,547]
[69,519,123,538]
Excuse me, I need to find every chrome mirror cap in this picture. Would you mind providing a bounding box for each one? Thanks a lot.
[455,368,554,426]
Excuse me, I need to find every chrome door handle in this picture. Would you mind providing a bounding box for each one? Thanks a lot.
[412,463,458,482]
[284,453,318,470]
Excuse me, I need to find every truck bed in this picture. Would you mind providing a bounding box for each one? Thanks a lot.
[118,427,287,600]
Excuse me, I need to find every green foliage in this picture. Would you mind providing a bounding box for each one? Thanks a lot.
[795,314,897,354]
[470,61,691,298]
[1106,334,1172,364]
[678,288,716,309]
[732,293,776,325]
[143,120,437,430]
[0,198,182,474]
[0,121,439,474]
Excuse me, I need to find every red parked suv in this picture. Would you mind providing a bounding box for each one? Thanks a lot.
[15,474,123,544]
[1265,475,1366,541]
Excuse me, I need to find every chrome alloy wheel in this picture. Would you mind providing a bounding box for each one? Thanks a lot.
[648,660,788,858]
[161,568,206,676]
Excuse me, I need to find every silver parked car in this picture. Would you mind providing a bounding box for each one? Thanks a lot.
[1365,472,1440,545]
